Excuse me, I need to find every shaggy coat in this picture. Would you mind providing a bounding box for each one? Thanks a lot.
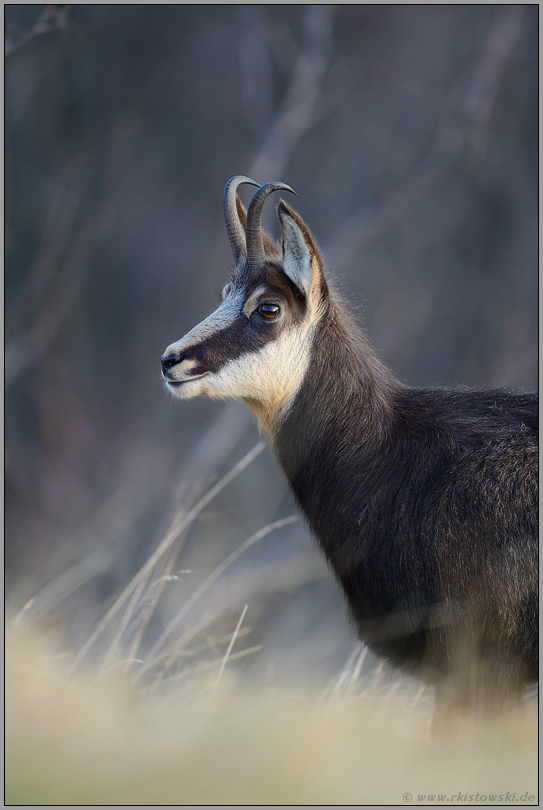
[162,178,538,722]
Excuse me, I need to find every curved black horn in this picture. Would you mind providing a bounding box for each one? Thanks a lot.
[224,176,260,261]
[246,182,296,270]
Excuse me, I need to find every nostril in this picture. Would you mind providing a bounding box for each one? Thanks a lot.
[161,354,181,371]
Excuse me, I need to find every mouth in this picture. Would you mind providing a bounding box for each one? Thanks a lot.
[164,372,209,387]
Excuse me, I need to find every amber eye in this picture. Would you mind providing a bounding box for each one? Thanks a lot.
[257,304,281,320]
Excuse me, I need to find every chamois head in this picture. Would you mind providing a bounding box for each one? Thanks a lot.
[161,177,329,428]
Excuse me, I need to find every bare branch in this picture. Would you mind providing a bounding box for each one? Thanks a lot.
[5,5,72,57]
[326,5,526,271]
[5,189,108,385]
[5,114,140,386]
[238,6,273,141]
[5,158,90,341]
[463,5,526,152]
[249,5,334,181]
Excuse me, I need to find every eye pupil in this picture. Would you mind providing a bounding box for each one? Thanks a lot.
[258,304,280,319]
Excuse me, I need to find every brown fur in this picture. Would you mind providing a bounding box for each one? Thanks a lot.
[162,184,538,727]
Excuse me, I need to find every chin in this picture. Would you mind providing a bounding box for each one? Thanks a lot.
[165,379,205,400]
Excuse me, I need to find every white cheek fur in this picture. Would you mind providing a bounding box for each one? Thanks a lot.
[163,282,323,430]
[200,322,314,413]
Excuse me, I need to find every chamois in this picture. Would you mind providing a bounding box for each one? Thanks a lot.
[162,177,538,724]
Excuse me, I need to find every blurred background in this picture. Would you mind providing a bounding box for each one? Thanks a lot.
[5,5,538,689]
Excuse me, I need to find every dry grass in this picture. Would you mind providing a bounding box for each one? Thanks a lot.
[6,624,538,806]
[6,445,538,805]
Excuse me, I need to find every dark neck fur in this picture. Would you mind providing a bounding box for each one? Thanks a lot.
[275,296,398,487]
[269,291,537,683]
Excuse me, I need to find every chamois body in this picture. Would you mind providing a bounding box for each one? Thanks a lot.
[162,178,538,720]
[276,299,537,709]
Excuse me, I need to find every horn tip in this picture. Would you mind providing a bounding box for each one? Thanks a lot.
[278,182,296,196]
[225,175,260,189]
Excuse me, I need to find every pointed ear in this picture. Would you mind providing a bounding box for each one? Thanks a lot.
[235,195,247,228]
[278,200,327,305]
[236,195,279,257]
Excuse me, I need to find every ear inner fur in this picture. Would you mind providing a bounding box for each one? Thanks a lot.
[278,200,327,311]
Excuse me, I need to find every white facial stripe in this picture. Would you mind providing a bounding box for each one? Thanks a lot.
[221,282,233,302]
[164,289,244,358]
[166,320,314,418]
[203,321,316,433]
[165,284,324,437]
[243,285,271,318]
[165,357,199,381]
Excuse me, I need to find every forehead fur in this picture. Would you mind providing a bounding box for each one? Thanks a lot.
[264,264,307,305]
[227,262,307,313]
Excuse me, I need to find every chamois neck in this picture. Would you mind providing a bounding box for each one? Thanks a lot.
[274,296,399,481]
